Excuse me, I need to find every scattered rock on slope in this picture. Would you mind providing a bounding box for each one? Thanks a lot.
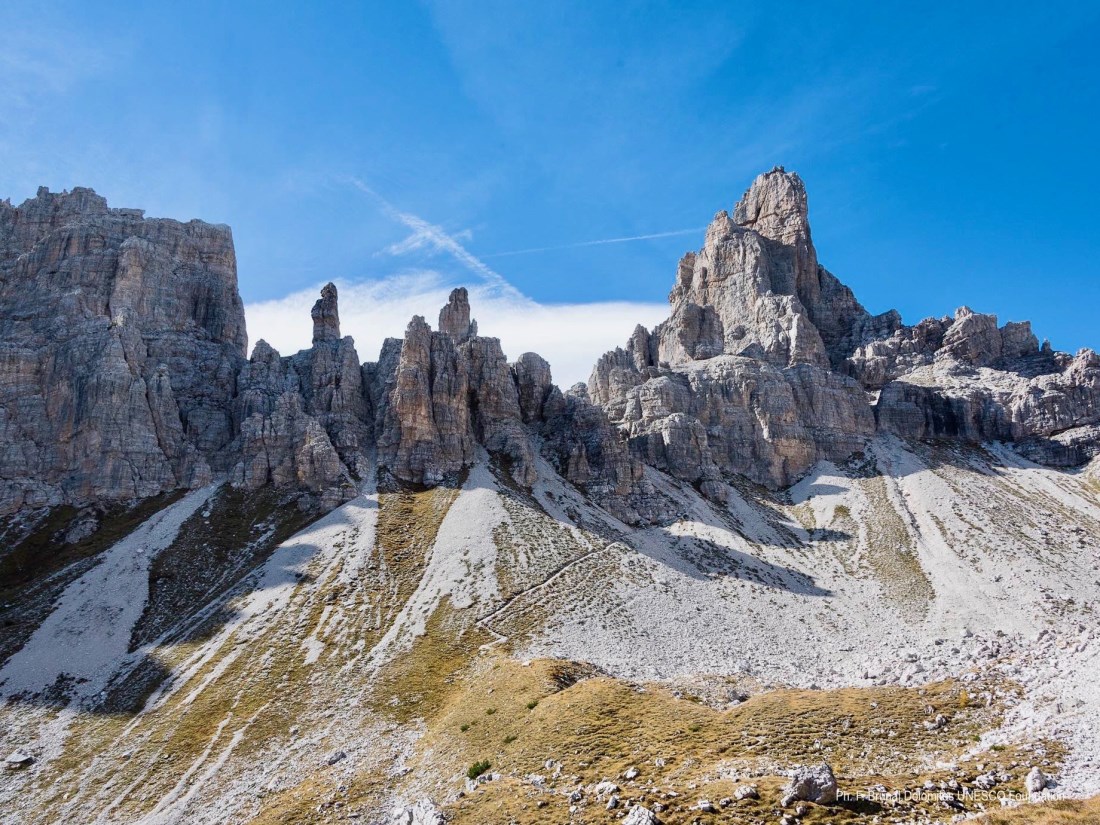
[780,762,838,806]
[622,803,660,825]
[4,750,34,769]
[390,799,445,825]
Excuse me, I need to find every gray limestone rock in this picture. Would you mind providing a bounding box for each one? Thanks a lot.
[589,168,1100,489]
[781,762,838,806]
[0,187,245,515]
[311,281,341,343]
[3,170,1099,526]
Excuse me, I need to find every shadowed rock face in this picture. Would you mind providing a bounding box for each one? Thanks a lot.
[225,283,657,520]
[0,187,247,514]
[372,288,655,521]
[230,282,369,510]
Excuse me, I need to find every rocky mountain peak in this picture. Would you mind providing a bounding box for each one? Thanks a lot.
[2,174,1099,825]
[732,164,811,246]
[311,281,341,343]
[0,186,247,514]
[438,286,478,340]
[3,169,1099,519]
[590,167,1100,491]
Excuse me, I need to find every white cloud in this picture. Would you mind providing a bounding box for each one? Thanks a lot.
[246,177,667,386]
[245,271,668,388]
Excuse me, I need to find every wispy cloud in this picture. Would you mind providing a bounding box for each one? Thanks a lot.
[252,177,671,386]
[245,271,668,388]
[0,14,111,114]
[481,227,705,258]
[348,176,520,297]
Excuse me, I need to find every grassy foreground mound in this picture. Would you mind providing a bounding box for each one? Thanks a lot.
[974,797,1100,824]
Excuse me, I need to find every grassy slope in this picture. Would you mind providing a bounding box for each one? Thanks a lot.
[4,455,1097,824]
[974,798,1100,823]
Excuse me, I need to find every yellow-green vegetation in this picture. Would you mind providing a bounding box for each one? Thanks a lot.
[382,654,1049,825]
[371,599,493,723]
[467,759,491,780]
[9,467,1088,825]
[0,491,185,596]
[974,797,1100,824]
[377,481,461,563]
[857,475,934,616]
[26,480,467,823]
[247,771,392,825]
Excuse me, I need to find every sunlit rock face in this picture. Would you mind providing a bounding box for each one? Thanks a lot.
[2,171,1098,518]
[589,167,1100,490]
[0,187,247,514]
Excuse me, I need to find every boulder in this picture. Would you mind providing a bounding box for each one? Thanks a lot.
[391,799,445,825]
[780,763,838,806]
[1025,767,1049,794]
[622,804,660,825]
[5,749,34,769]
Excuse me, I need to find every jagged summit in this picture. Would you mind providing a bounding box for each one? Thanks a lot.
[732,165,808,237]
[589,167,1100,489]
[2,172,1098,518]
[311,281,342,343]
[437,286,478,340]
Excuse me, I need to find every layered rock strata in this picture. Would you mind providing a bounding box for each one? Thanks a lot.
[0,187,246,514]
[3,176,1097,521]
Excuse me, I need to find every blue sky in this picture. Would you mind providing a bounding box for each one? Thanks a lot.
[3,1,1099,385]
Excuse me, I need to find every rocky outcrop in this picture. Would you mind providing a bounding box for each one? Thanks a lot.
[590,168,1100,488]
[3,174,1098,522]
[781,763,838,806]
[591,346,873,490]
[654,167,875,370]
[311,282,341,343]
[438,286,478,341]
[590,168,878,489]
[373,290,660,522]
[837,305,1100,463]
[0,187,246,515]
[231,283,368,508]
[375,307,529,486]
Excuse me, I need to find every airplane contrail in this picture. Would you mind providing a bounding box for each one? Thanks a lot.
[347,176,522,298]
[481,227,704,258]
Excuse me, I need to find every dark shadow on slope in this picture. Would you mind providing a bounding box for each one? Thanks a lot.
[797,482,848,497]
[129,485,322,649]
[642,530,834,596]
[0,485,377,715]
[0,491,187,668]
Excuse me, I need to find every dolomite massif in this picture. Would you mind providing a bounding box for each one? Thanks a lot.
[1,171,1099,825]
[3,168,1098,521]
[589,167,1100,492]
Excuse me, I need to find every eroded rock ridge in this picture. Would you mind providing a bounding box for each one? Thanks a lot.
[2,174,1097,521]
[589,166,1100,490]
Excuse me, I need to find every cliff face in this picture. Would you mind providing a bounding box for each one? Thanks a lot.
[589,167,1100,490]
[372,288,658,523]
[0,187,246,514]
[2,175,1098,520]
[222,282,654,520]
